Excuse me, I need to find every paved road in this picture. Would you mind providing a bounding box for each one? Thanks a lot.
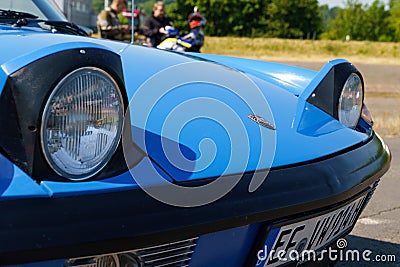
[276,61,400,94]
[335,137,400,266]
[276,61,400,266]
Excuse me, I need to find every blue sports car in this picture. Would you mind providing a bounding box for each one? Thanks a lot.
[0,4,391,267]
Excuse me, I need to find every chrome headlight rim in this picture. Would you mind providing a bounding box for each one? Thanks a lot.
[40,66,124,181]
[338,72,364,129]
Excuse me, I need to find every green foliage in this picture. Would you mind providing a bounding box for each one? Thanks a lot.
[367,0,390,41]
[168,0,321,38]
[92,0,400,42]
[388,0,400,41]
[324,0,397,42]
[320,5,339,32]
[92,0,104,13]
[334,0,370,40]
[263,0,322,39]
[138,0,175,16]
[165,0,192,33]
[167,0,265,36]
[137,1,154,17]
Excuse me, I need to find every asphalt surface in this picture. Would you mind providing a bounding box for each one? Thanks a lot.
[276,61,400,95]
[276,61,400,266]
[335,137,400,266]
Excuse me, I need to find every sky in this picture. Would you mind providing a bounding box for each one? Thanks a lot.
[318,0,389,8]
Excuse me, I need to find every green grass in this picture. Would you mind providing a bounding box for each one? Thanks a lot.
[202,37,400,65]
[373,114,400,138]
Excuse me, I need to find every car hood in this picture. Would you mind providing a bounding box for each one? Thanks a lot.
[0,30,368,182]
[192,53,317,96]
[119,45,368,181]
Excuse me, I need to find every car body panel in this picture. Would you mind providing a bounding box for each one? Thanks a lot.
[0,0,93,35]
[0,153,49,199]
[119,44,368,180]
[0,29,369,190]
[191,53,318,96]
[39,156,174,197]
[0,28,128,79]
[0,15,391,267]
[189,224,261,266]
[0,133,390,265]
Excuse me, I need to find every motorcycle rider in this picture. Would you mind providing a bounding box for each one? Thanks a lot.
[183,10,206,52]
[143,1,173,47]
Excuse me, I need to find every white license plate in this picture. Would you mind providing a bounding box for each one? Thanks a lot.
[255,194,368,266]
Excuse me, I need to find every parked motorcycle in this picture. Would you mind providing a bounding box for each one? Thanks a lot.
[157,10,206,52]
[156,26,196,52]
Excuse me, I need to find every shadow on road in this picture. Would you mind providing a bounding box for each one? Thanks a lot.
[336,235,400,266]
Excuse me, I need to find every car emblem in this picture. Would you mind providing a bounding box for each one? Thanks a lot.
[248,114,276,130]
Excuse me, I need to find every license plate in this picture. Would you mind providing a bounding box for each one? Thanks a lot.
[255,194,368,266]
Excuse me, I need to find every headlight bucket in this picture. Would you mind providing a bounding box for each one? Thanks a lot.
[307,62,364,130]
[0,48,131,181]
[41,67,124,180]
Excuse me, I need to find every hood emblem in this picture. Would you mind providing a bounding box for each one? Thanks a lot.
[248,114,276,130]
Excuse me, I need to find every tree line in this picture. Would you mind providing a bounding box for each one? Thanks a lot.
[167,0,400,42]
[92,0,400,42]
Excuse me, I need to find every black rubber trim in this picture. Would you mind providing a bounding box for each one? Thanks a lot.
[307,62,363,120]
[0,134,391,265]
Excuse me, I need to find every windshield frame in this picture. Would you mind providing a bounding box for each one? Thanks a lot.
[0,0,67,22]
[32,0,67,21]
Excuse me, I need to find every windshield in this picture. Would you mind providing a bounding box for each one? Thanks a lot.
[0,0,66,21]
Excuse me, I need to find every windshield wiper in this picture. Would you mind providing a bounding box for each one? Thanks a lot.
[19,19,88,36]
[0,9,38,20]
[45,20,88,36]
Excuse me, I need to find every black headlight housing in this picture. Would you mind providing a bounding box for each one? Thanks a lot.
[0,48,130,181]
[306,62,369,132]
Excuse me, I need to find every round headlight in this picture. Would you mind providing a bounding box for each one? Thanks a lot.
[338,73,363,129]
[41,67,124,180]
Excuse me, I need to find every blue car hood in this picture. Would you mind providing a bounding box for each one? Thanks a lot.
[0,29,368,183]
[192,53,317,96]
[119,45,368,181]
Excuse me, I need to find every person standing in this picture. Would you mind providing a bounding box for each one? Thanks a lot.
[143,1,173,47]
[97,0,129,40]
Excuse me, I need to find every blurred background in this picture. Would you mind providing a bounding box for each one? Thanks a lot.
[55,0,399,43]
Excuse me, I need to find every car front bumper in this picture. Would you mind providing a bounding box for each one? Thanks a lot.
[0,133,391,266]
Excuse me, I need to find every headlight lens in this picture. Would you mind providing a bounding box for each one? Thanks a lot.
[41,67,124,180]
[338,73,363,129]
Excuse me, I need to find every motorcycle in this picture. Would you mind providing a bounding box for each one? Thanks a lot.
[157,26,203,52]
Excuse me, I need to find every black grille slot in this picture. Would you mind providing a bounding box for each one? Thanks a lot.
[134,237,198,267]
